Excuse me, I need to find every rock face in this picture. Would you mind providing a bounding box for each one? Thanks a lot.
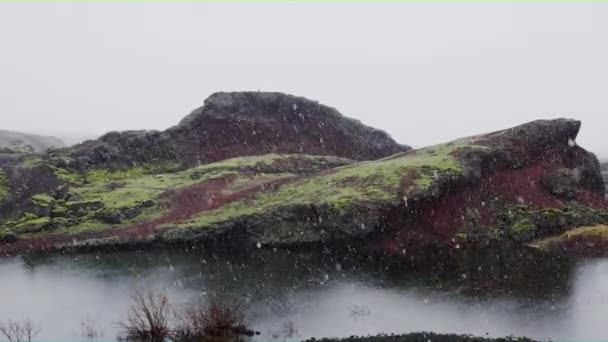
[602,162,608,193]
[0,113,607,260]
[53,92,408,170]
[0,130,65,153]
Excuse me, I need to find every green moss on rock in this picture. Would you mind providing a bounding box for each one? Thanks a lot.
[509,219,537,241]
[0,170,7,202]
[19,155,44,168]
[533,224,608,250]
[5,154,342,239]
[492,202,608,244]
[164,141,485,234]
[50,166,83,184]
[31,193,54,207]
[12,216,52,234]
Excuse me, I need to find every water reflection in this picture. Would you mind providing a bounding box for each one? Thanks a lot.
[0,250,606,341]
[567,259,608,339]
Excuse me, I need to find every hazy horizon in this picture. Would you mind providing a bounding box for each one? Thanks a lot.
[1,3,608,157]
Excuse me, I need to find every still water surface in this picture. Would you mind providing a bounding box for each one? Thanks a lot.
[0,249,607,341]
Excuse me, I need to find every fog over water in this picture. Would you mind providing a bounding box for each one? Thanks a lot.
[1,251,608,341]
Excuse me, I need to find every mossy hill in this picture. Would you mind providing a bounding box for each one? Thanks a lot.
[0,93,606,261]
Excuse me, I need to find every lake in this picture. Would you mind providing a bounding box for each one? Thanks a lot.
[1,247,607,341]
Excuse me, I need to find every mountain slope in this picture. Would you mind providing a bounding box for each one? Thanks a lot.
[1,118,606,260]
[0,130,65,153]
[49,92,408,170]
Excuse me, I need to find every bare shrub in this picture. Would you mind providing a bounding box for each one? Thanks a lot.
[270,321,299,340]
[119,289,172,342]
[81,316,104,341]
[171,300,255,342]
[0,318,41,342]
[280,321,299,339]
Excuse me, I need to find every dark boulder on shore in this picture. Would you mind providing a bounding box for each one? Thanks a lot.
[304,332,537,342]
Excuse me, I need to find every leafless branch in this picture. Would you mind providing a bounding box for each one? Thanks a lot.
[0,318,41,342]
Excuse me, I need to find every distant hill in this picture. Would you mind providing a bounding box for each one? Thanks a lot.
[0,130,65,153]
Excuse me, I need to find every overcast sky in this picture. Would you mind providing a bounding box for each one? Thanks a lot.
[1,3,607,157]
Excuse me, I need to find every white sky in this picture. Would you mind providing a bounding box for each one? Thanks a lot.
[0,3,607,157]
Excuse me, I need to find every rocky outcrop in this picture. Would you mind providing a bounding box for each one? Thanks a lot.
[50,92,407,170]
[304,332,537,342]
[601,162,608,194]
[170,92,408,165]
[151,118,607,261]
[0,130,64,153]
[1,114,606,261]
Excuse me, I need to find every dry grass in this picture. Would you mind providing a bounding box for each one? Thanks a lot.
[119,290,255,342]
[530,224,608,250]
[119,289,172,342]
[172,300,254,342]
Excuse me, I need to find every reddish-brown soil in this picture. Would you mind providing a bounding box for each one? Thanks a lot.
[376,160,607,257]
[111,174,296,240]
[0,174,298,255]
[171,92,407,166]
[2,154,605,257]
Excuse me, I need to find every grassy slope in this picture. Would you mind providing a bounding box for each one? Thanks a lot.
[0,169,7,202]
[2,134,602,249]
[162,139,485,235]
[533,224,608,250]
[0,154,354,238]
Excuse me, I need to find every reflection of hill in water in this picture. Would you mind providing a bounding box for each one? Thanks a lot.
[4,248,603,340]
[25,246,574,302]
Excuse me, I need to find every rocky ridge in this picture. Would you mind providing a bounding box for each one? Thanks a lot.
[0,93,606,261]
[49,92,408,170]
